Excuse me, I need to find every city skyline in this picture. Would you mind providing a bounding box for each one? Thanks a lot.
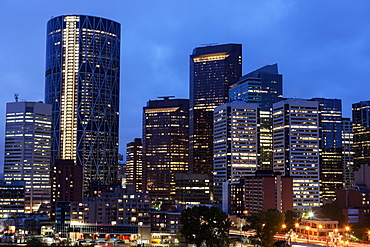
[1,1,370,168]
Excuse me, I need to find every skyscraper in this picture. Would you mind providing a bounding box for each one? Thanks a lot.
[273,99,320,210]
[229,64,283,170]
[3,101,52,213]
[309,98,343,202]
[142,97,189,201]
[213,102,259,209]
[189,43,242,174]
[352,101,370,170]
[44,15,120,196]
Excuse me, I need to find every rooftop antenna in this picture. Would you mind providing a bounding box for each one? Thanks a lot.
[14,93,19,102]
[158,96,175,100]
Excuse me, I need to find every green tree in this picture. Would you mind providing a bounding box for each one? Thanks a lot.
[245,209,285,247]
[180,206,232,247]
[284,210,301,230]
[320,202,345,226]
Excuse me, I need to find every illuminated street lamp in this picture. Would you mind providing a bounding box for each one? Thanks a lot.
[345,226,350,240]
[308,211,314,219]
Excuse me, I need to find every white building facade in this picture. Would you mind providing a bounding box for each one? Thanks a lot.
[4,101,52,213]
[273,99,320,210]
[213,102,259,210]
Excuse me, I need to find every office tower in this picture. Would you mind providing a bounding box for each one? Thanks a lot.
[51,159,83,218]
[0,181,25,218]
[45,15,121,196]
[310,98,343,202]
[189,43,242,174]
[126,138,143,192]
[229,64,283,111]
[142,97,189,201]
[229,64,283,170]
[273,99,320,210]
[352,101,370,170]
[3,101,52,213]
[213,102,259,209]
[342,118,354,189]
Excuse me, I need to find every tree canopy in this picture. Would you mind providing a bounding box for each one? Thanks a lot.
[180,206,232,247]
[320,202,345,226]
[245,209,285,247]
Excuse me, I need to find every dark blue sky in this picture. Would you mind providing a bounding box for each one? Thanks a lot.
[1,0,370,166]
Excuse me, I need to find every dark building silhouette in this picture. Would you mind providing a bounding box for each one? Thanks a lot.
[352,101,370,170]
[44,15,121,196]
[51,159,83,218]
[143,98,189,201]
[189,43,242,175]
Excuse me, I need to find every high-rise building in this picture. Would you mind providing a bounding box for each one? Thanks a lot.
[342,118,354,189]
[142,98,189,201]
[229,64,283,170]
[213,102,259,208]
[44,15,121,196]
[309,98,343,202]
[189,43,242,175]
[3,101,52,213]
[273,99,320,210]
[352,101,370,170]
[125,138,143,192]
[229,64,283,111]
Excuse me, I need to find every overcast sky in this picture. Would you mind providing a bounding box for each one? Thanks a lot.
[1,0,370,167]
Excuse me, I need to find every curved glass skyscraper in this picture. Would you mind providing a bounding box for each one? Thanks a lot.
[45,15,120,195]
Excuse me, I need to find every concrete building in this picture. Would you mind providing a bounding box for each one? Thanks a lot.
[213,102,259,210]
[174,173,212,205]
[125,138,143,192]
[143,98,189,201]
[230,171,293,216]
[273,99,320,210]
[3,101,52,213]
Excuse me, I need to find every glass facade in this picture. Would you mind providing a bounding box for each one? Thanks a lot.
[229,64,283,170]
[143,98,189,201]
[44,15,120,196]
[310,98,343,203]
[189,44,242,175]
[352,101,370,170]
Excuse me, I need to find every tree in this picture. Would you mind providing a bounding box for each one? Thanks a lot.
[245,209,285,247]
[320,202,345,226]
[180,206,232,247]
[284,210,301,230]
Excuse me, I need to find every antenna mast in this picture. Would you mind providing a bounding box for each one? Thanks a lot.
[14,93,19,102]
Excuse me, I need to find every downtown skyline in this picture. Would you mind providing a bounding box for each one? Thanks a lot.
[1,0,370,168]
